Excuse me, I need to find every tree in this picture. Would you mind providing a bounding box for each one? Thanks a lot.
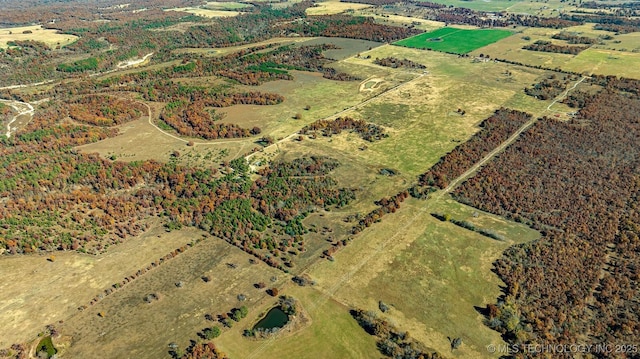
[203,326,221,339]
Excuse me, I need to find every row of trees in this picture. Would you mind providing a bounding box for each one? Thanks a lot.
[523,40,589,55]
[373,57,426,70]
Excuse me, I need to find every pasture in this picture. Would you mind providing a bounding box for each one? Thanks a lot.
[0,222,197,348]
[394,27,513,54]
[59,236,284,359]
[305,0,373,15]
[0,25,78,49]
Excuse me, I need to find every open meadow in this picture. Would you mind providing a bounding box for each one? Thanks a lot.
[0,25,77,49]
[59,236,284,359]
[305,0,372,15]
[0,222,197,348]
[395,28,513,54]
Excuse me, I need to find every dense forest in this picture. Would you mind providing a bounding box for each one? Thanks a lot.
[0,96,357,272]
[452,80,640,356]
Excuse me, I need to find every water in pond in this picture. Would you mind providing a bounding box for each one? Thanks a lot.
[253,307,289,330]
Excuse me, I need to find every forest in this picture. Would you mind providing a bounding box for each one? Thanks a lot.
[452,78,640,356]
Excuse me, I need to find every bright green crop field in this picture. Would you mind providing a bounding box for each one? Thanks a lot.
[394,27,513,54]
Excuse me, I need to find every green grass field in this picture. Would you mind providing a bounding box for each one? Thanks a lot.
[394,27,513,54]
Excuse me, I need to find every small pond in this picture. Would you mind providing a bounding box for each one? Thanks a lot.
[253,307,289,330]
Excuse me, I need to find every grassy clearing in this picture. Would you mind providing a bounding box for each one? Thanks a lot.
[217,285,379,358]
[475,27,577,68]
[307,195,539,359]
[0,25,78,49]
[306,0,372,15]
[0,222,196,348]
[564,48,640,79]
[327,45,545,177]
[298,37,383,60]
[395,27,513,54]
[356,12,448,31]
[60,237,284,359]
[417,0,575,12]
[204,1,253,10]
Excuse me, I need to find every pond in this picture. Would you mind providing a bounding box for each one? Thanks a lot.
[253,307,289,330]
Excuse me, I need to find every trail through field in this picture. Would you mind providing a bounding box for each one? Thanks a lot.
[116,52,154,69]
[244,72,426,161]
[244,75,588,359]
[0,98,34,138]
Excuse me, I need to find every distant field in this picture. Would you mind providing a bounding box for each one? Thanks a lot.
[165,7,242,17]
[0,25,77,49]
[394,27,513,54]
[204,1,252,10]
[412,0,576,12]
[306,0,372,15]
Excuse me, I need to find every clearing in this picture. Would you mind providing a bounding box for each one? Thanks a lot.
[0,25,78,49]
[394,27,513,54]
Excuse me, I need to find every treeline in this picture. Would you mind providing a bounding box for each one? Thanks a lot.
[524,73,579,101]
[373,57,426,70]
[180,342,228,359]
[350,309,446,359]
[453,79,640,353]
[523,40,589,55]
[551,31,598,45]
[159,98,271,140]
[431,213,504,240]
[350,190,409,235]
[416,108,532,190]
[561,13,640,34]
[67,95,146,126]
[299,117,388,142]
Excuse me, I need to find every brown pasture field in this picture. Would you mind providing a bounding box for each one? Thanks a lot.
[305,0,372,15]
[0,25,78,49]
[59,236,284,359]
[0,220,196,348]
